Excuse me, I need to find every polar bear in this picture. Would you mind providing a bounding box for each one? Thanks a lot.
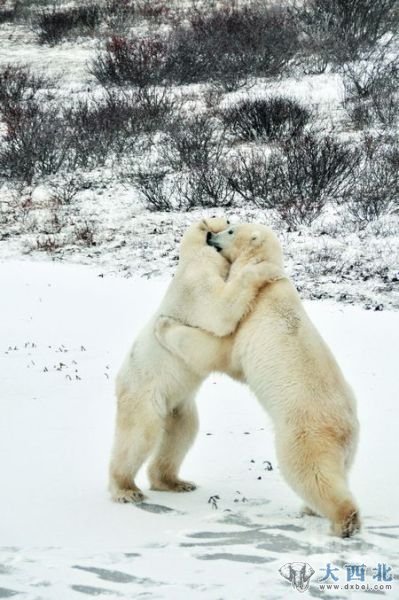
[155,223,360,537]
[109,218,283,503]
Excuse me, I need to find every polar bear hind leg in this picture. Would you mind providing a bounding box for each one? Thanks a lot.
[109,388,161,503]
[148,398,199,492]
[277,436,360,538]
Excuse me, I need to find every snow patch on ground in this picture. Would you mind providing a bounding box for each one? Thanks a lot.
[0,261,398,599]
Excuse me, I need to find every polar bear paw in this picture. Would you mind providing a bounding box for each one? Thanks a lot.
[154,315,180,347]
[331,507,361,538]
[301,505,320,517]
[112,488,147,503]
[242,261,285,286]
[150,478,197,493]
[155,314,177,333]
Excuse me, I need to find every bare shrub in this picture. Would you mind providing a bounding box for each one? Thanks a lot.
[0,100,72,183]
[0,66,61,182]
[48,175,83,205]
[101,0,171,32]
[0,3,15,23]
[73,220,97,246]
[226,134,359,228]
[131,161,234,212]
[293,0,399,68]
[133,169,176,212]
[193,164,234,208]
[138,0,171,20]
[341,48,399,98]
[134,85,176,133]
[64,87,174,169]
[270,134,359,228]
[64,92,141,168]
[103,0,137,16]
[225,149,276,206]
[92,3,298,90]
[154,112,234,209]
[342,48,399,128]
[34,4,100,45]
[35,235,63,252]
[160,114,223,172]
[221,96,312,142]
[175,164,234,209]
[168,4,298,90]
[203,85,223,112]
[0,70,175,181]
[345,140,399,225]
[90,34,168,87]
[0,65,53,123]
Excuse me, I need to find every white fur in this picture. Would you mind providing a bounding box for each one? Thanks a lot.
[109,219,283,502]
[156,223,361,537]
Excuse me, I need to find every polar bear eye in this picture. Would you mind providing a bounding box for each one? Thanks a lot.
[228,230,233,234]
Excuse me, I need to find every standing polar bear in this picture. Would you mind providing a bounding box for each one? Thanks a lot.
[156,223,360,537]
[109,218,283,503]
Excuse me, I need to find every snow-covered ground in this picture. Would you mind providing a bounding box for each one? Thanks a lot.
[1,261,398,599]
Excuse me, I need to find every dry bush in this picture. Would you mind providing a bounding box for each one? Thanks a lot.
[293,0,399,70]
[221,96,312,142]
[225,149,276,206]
[226,134,359,229]
[342,48,399,128]
[0,100,71,183]
[91,3,298,90]
[133,169,176,212]
[168,3,298,90]
[174,164,234,210]
[0,2,15,23]
[0,64,53,121]
[160,114,223,171]
[34,4,100,45]
[345,139,399,225]
[270,134,360,228]
[90,34,169,87]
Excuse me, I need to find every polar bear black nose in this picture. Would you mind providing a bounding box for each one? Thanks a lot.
[206,231,212,243]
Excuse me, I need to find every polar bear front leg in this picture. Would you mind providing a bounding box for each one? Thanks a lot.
[155,316,226,376]
[200,261,286,337]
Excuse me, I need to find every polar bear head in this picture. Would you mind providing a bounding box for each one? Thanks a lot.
[207,223,283,268]
[179,217,230,261]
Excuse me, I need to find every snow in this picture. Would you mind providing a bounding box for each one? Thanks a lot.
[0,6,398,596]
[1,260,398,599]
[0,19,398,312]
[0,23,97,87]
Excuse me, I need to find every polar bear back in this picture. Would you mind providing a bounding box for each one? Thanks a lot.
[231,278,357,427]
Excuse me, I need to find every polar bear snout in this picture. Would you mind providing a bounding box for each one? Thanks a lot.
[207,231,222,251]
